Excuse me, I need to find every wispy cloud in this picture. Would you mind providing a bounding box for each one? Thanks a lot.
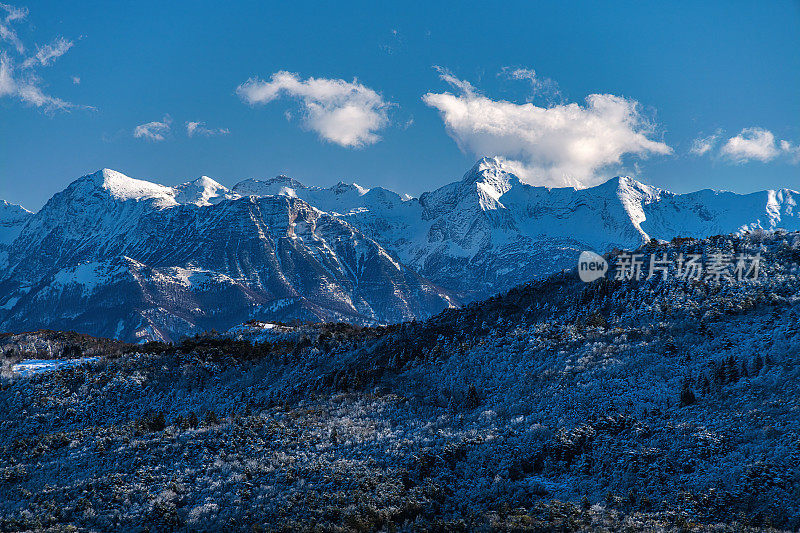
[0,2,27,53]
[0,52,76,111]
[780,140,800,164]
[433,65,476,95]
[16,78,73,110]
[186,121,229,138]
[689,130,722,156]
[502,67,562,104]
[134,115,172,142]
[21,36,73,68]
[0,52,13,96]
[236,71,392,148]
[422,68,672,187]
[0,3,85,112]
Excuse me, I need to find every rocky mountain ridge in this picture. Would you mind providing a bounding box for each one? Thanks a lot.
[1,159,798,341]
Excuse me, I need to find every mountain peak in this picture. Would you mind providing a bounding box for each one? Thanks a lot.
[598,174,644,188]
[463,157,515,183]
[456,157,521,211]
[232,175,306,197]
[0,199,32,218]
[0,199,32,248]
[174,176,234,206]
[332,181,370,196]
[69,170,241,208]
[262,175,306,188]
[190,176,224,188]
[592,175,661,201]
[80,169,179,208]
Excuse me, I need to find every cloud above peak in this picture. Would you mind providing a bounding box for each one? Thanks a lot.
[689,130,722,156]
[134,115,172,142]
[236,71,392,148]
[691,127,799,164]
[422,69,672,187]
[186,121,229,138]
[720,127,780,163]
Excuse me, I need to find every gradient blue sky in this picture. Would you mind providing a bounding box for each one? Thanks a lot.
[1,0,799,210]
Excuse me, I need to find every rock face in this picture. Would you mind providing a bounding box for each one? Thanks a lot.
[0,200,33,266]
[1,160,799,341]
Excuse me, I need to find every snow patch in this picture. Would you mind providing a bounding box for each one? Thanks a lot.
[12,357,100,377]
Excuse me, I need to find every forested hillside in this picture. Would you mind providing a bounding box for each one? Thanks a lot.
[2,231,799,531]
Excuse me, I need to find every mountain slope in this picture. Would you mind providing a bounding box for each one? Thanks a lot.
[2,232,799,530]
[0,200,33,269]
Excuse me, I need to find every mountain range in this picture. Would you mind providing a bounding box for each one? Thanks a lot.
[1,157,798,342]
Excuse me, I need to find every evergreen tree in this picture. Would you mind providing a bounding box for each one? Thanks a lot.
[680,380,697,407]
[726,355,739,383]
[753,353,764,375]
[714,362,726,388]
[463,384,481,409]
[701,375,711,396]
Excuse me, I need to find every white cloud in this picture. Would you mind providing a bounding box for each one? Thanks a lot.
[422,69,672,187]
[689,130,722,156]
[0,52,13,96]
[21,36,73,68]
[134,115,172,141]
[0,2,27,53]
[720,127,780,163]
[0,4,84,112]
[236,71,392,148]
[0,52,75,111]
[186,121,230,137]
[691,127,799,164]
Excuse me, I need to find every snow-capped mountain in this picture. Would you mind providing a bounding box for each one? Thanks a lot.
[0,169,456,342]
[405,159,800,298]
[1,159,798,341]
[229,158,800,301]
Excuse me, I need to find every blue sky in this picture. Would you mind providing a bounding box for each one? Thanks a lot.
[1,0,799,210]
